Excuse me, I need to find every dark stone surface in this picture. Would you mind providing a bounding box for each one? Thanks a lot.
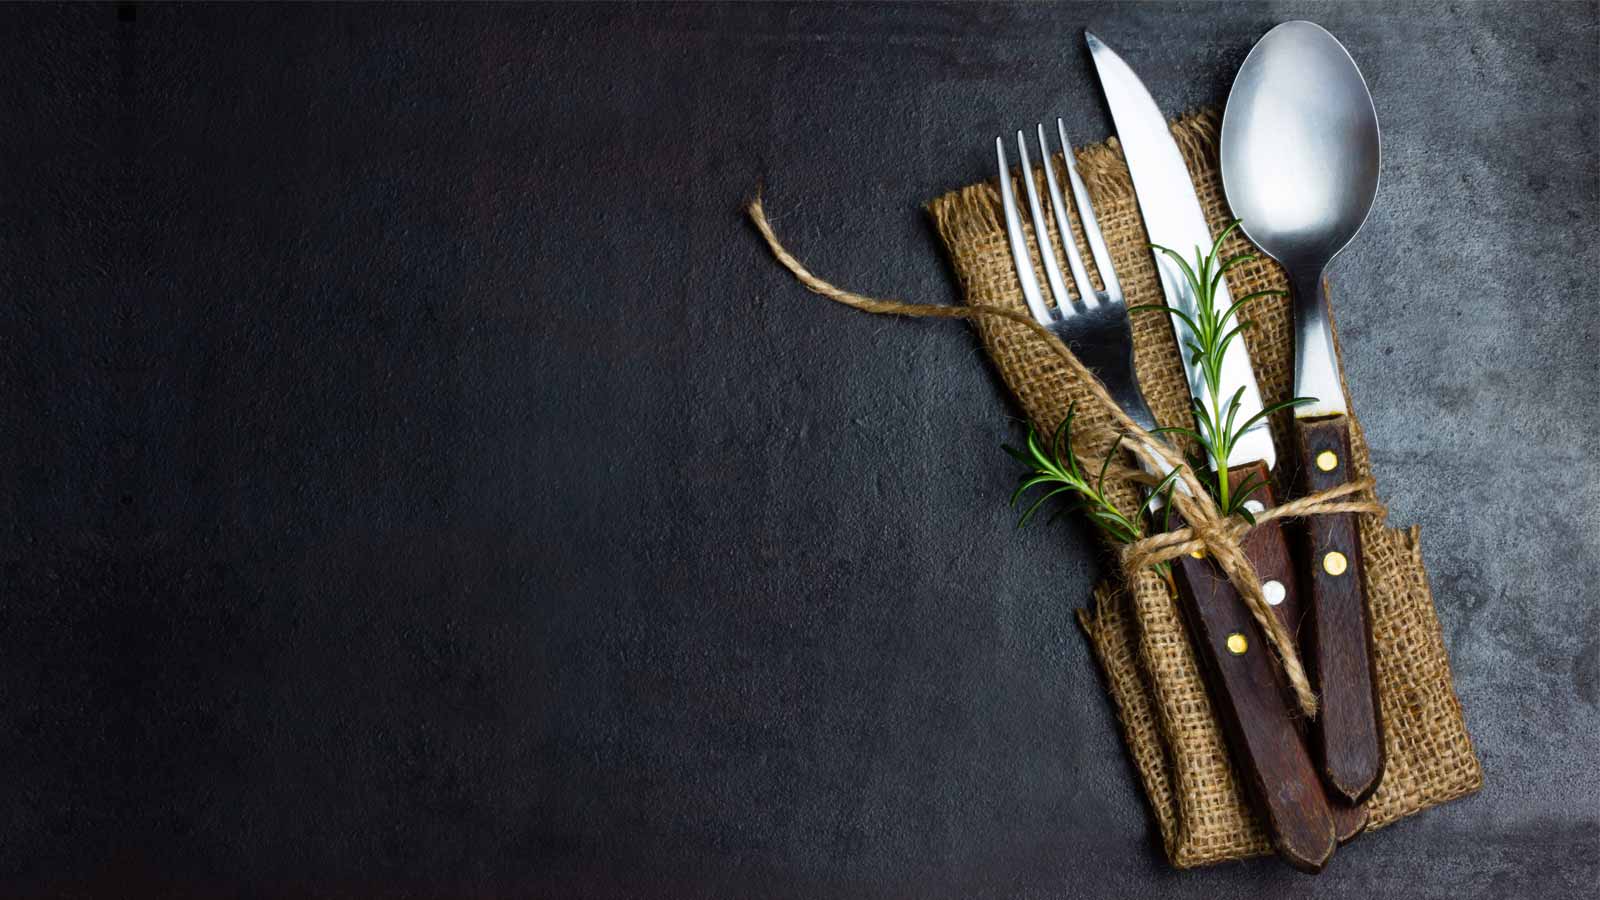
[3,2,1595,896]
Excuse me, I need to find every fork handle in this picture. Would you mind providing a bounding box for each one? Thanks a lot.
[1167,507,1337,873]
[1294,416,1385,804]
[1228,462,1368,843]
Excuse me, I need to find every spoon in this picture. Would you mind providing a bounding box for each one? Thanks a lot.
[1220,20,1386,805]
[1221,20,1379,351]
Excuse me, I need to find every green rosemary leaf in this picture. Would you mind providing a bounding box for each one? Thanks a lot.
[1215,322,1252,356]
[1084,509,1124,528]
[1231,471,1267,511]
[1017,485,1075,529]
[1221,386,1248,447]
[1087,509,1139,541]
[1141,468,1184,516]
[1001,444,1032,467]
[1216,253,1254,273]
[1096,435,1122,494]
[1026,424,1048,462]
[1167,307,1206,342]
[1231,288,1288,305]
[1213,267,1250,298]
[1209,220,1242,262]
[1151,424,1208,446]
[1150,243,1202,297]
[1215,298,1247,331]
[1232,396,1319,439]
[1053,406,1079,479]
[1010,474,1061,507]
[1189,397,1222,446]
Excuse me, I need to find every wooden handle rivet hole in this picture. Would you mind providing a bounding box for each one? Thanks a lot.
[1263,579,1286,606]
[1315,450,1340,472]
[1323,551,1349,576]
[1226,633,1248,655]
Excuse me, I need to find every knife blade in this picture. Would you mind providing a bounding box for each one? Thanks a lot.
[1086,31,1350,868]
[1085,32,1273,475]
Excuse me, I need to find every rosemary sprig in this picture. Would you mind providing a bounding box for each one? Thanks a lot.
[1132,220,1315,523]
[1003,403,1182,544]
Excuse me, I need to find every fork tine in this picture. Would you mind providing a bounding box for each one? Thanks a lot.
[1014,131,1073,313]
[995,137,1055,326]
[1037,123,1101,310]
[1056,118,1123,302]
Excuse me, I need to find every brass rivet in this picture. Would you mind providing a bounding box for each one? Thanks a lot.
[1316,450,1339,472]
[1226,633,1248,655]
[1324,551,1349,576]
[1263,580,1286,606]
[1190,549,1205,559]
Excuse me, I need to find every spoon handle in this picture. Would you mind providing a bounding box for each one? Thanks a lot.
[1295,415,1386,803]
[1166,506,1337,873]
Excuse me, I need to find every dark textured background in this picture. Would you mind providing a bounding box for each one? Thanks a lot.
[2,2,1596,897]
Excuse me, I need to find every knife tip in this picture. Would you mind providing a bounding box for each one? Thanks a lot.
[1084,30,1103,50]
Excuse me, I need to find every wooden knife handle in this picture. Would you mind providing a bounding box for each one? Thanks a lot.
[1168,515,1337,873]
[1294,416,1385,804]
[1228,462,1368,843]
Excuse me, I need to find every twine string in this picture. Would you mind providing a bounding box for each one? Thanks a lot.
[747,193,1386,718]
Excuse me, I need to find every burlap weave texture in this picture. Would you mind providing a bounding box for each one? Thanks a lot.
[927,109,1481,868]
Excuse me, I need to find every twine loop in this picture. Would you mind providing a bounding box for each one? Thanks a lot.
[747,193,1386,718]
[1120,479,1379,573]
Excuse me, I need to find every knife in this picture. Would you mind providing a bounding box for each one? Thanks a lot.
[1086,32,1357,868]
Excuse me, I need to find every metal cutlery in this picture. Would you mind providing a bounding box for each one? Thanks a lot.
[995,118,1340,873]
[1087,29,1379,861]
[1220,20,1386,805]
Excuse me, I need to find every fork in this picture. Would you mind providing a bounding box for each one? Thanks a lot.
[995,120,1158,439]
[995,120,1346,872]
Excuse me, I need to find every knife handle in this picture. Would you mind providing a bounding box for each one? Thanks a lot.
[1167,519,1337,873]
[1229,462,1305,631]
[1293,416,1385,804]
[1228,462,1369,843]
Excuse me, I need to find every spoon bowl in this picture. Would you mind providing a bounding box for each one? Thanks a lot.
[1221,21,1380,274]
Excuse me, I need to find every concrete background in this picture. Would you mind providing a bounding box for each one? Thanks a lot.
[2,2,1595,896]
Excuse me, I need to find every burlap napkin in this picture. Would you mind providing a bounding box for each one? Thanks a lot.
[926,109,1481,868]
